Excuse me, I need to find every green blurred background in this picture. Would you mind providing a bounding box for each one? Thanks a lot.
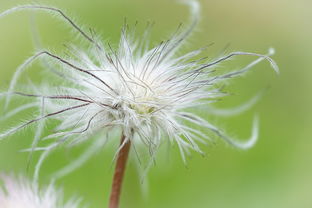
[0,0,311,207]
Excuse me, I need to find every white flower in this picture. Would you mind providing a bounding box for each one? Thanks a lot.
[0,1,278,179]
[0,174,81,208]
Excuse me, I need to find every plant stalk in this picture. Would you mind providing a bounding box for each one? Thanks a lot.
[108,134,131,208]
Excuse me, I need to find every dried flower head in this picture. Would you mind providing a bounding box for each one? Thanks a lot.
[0,1,278,179]
[0,174,81,208]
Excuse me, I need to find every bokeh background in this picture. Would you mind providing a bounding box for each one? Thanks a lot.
[0,0,311,208]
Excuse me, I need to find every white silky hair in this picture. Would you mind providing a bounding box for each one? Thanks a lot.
[0,0,278,180]
[0,174,82,208]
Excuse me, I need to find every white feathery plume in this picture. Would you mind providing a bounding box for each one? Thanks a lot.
[0,1,278,179]
[0,174,82,208]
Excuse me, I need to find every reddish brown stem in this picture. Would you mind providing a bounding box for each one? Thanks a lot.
[108,134,131,208]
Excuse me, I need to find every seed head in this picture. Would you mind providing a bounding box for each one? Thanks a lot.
[0,1,278,179]
[0,174,81,208]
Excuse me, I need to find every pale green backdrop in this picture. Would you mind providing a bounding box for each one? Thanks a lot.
[0,0,311,208]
